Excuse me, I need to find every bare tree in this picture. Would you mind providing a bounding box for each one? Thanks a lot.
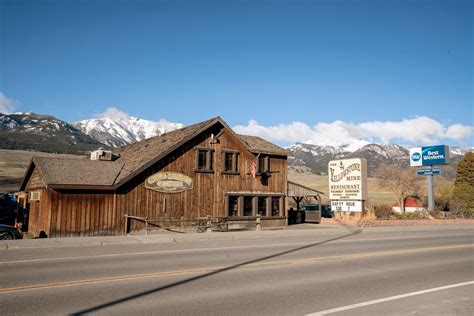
[375,164,421,212]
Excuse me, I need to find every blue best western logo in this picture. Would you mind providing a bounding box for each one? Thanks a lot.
[410,145,449,167]
[411,152,421,162]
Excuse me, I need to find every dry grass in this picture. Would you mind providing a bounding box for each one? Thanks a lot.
[288,165,398,205]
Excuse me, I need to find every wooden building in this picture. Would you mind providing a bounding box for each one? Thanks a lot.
[19,117,288,237]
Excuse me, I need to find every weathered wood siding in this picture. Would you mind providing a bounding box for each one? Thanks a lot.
[23,124,287,236]
[25,168,46,190]
[26,188,51,237]
[24,166,51,236]
[118,127,288,232]
[47,190,116,237]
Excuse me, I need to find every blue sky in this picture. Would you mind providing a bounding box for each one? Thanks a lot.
[1,0,472,147]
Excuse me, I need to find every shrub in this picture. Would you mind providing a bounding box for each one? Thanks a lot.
[373,204,394,219]
[392,211,430,220]
[447,199,474,219]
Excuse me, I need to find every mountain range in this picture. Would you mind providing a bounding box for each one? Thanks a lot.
[0,112,470,179]
[287,142,467,178]
[72,116,183,147]
[0,113,103,154]
[288,143,409,176]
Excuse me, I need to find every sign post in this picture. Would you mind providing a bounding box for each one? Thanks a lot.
[410,145,449,211]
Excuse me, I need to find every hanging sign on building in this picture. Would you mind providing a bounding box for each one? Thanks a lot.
[409,145,450,167]
[145,172,193,193]
[328,158,368,200]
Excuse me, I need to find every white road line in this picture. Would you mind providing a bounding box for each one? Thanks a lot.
[0,242,310,264]
[307,281,474,315]
[1,233,471,264]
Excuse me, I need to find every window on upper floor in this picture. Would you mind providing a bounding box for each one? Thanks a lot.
[257,155,270,175]
[195,147,214,173]
[221,150,239,174]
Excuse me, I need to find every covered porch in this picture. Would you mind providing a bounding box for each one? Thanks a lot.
[287,181,324,224]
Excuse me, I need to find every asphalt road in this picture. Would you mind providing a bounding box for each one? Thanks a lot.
[1,225,473,315]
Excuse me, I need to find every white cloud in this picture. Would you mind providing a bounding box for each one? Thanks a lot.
[233,120,313,143]
[0,92,20,114]
[233,116,473,148]
[445,124,474,141]
[307,121,369,148]
[95,106,130,120]
[358,117,446,145]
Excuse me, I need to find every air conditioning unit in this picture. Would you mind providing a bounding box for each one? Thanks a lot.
[90,148,113,161]
[29,191,40,201]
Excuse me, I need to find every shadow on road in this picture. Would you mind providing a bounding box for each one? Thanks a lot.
[72,226,362,315]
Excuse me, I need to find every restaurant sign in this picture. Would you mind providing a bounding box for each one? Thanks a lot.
[145,172,193,193]
[328,158,368,200]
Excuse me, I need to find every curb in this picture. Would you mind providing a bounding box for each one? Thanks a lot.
[2,223,472,250]
[0,227,346,250]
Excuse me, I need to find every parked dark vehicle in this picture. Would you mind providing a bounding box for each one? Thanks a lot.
[319,204,333,218]
[0,224,23,240]
[0,193,18,225]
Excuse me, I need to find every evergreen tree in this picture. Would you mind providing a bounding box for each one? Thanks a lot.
[453,152,474,209]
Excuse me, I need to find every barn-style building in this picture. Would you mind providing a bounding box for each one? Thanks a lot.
[19,117,289,237]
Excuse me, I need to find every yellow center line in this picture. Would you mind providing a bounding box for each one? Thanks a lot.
[1,243,472,294]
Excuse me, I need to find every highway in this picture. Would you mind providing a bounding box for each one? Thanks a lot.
[1,225,473,315]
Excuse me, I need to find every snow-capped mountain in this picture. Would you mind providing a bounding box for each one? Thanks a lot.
[0,112,104,154]
[287,143,348,174]
[73,116,183,147]
[349,144,409,175]
[287,142,469,178]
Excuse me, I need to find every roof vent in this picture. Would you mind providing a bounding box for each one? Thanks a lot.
[91,147,113,161]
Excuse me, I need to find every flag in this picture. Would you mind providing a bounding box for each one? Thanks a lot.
[250,153,260,178]
[251,160,257,178]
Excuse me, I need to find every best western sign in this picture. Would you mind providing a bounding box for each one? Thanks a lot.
[328,158,368,200]
[409,145,449,167]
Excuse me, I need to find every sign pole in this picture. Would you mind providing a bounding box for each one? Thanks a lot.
[427,166,434,211]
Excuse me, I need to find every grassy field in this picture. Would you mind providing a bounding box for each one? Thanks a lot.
[0,149,84,192]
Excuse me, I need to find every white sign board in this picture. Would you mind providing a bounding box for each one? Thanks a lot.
[328,158,368,200]
[409,147,423,167]
[331,200,363,212]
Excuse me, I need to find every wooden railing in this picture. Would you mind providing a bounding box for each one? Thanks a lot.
[124,215,265,234]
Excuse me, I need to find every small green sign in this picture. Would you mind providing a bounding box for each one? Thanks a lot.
[145,172,193,193]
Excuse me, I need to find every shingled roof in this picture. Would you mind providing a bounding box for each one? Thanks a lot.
[113,117,218,184]
[237,134,287,156]
[20,117,287,189]
[22,157,124,189]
